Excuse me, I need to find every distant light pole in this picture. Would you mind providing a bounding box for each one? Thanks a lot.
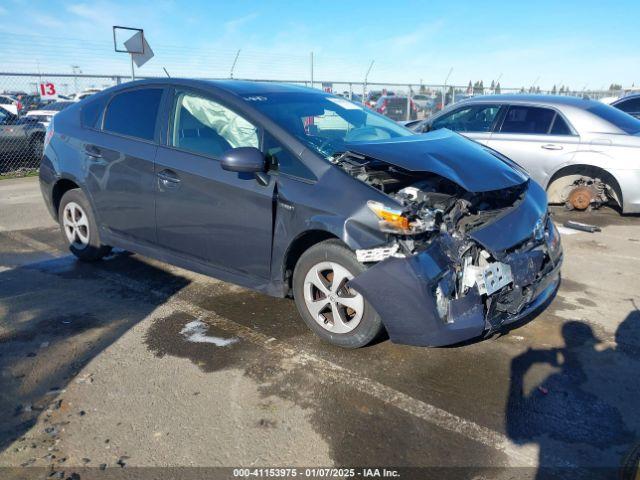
[363,60,374,104]
[442,67,453,108]
[71,65,82,95]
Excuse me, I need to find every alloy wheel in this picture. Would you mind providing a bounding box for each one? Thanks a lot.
[62,201,90,249]
[303,261,364,334]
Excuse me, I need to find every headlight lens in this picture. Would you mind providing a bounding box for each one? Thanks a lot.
[367,201,411,233]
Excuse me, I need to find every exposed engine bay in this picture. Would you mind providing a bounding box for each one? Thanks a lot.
[333,151,562,339]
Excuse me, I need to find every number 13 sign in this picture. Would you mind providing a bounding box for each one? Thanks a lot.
[39,82,57,99]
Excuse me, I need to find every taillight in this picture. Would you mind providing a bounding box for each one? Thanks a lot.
[410,100,417,112]
[17,101,23,112]
[44,119,54,150]
[377,99,388,113]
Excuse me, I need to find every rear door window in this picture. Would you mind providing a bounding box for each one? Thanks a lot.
[171,91,259,158]
[103,88,163,141]
[500,106,555,134]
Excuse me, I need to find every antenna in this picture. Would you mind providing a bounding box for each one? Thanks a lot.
[163,67,171,78]
[230,49,241,79]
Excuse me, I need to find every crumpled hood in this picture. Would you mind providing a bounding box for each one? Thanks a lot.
[346,129,528,192]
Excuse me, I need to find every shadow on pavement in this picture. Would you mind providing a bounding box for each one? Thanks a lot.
[0,253,190,457]
[506,305,640,479]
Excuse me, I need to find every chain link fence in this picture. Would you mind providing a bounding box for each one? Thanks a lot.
[0,72,626,177]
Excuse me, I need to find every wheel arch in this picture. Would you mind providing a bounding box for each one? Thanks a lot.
[546,163,623,208]
[51,177,81,217]
[282,229,340,295]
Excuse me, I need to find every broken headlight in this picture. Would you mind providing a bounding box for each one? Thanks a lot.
[367,200,437,235]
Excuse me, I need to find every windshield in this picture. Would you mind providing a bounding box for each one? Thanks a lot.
[587,102,640,134]
[246,92,413,158]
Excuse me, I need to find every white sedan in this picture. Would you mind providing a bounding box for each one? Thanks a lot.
[25,101,74,128]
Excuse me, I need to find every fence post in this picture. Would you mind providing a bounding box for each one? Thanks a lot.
[406,85,411,121]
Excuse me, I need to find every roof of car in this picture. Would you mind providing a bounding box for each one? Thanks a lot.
[455,94,598,109]
[121,78,320,96]
[612,93,640,104]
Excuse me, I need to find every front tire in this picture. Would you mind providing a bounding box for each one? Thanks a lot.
[58,189,111,261]
[292,239,383,348]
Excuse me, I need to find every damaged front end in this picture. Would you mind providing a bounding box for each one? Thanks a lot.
[336,152,563,347]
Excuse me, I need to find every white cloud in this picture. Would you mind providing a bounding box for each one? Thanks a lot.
[224,12,259,33]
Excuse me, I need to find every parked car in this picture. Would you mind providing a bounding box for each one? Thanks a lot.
[40,79,561,348]
[612,94,640,119]
[411,94,434,111]
[374,95,418,121]
[365,90,394,108]
[25,101,74,128]
[18,94,46,112]
[0,109,46,173]
[76,88,102,101]
[0,94,22,116]
[410,95,640,213]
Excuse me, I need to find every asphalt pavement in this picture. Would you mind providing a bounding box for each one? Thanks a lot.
[0,176,639,479]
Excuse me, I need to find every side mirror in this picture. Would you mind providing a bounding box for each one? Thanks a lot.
[220,147,266,173]
[422,123,433,133]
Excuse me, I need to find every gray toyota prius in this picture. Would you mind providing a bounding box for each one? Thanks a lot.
[39,79,562,348]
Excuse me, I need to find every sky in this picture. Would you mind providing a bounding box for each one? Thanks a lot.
[0,0,638,90]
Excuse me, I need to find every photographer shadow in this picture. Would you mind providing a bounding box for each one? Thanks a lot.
[506,309,640,479]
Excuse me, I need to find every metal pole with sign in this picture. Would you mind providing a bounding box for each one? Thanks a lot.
[113,26,154,81]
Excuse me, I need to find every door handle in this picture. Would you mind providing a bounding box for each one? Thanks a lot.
[157,169,180,188]
[84,145,103,158]
[541,144,563,150]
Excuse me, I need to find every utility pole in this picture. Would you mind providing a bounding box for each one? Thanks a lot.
[363,60,374,104]
[71,65,81,95]
[230,49,241,79]
[310,52,314,89]
[443,67,453,108]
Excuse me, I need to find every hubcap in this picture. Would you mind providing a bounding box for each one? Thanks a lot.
[303,261,364,334]
[62,202,90,249]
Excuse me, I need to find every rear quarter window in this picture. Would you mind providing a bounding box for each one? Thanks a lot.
[80,95,108,129]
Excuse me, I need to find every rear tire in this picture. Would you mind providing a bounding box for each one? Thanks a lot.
[29,134,44,160]
[292,239,383,348]
[58,189,111,262]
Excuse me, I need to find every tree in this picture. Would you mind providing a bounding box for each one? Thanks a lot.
[551,84,557,95]
[419,84,427,94]
[467,80,473,94]
[495,82,501,94]
[490,80,496,92]
[609,83,622,91]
